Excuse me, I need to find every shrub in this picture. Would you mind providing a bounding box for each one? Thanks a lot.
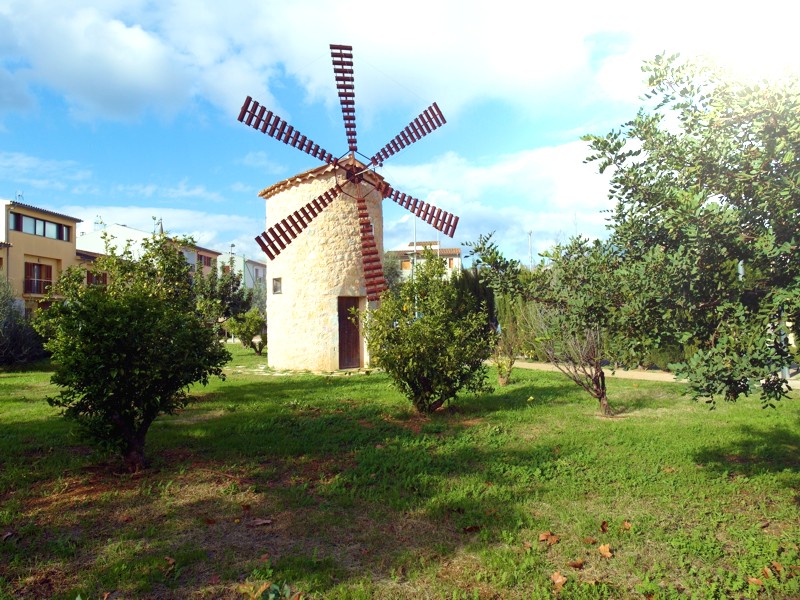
[0,279,44,365]
[363,251,494,413]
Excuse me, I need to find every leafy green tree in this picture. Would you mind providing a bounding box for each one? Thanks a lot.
[229,307,267,355]
[34,234,230,471]
[0,279,44,365]
[193,259,250,330]
[470,234,627,414]
[363,251,494,413]
[584,54,799,406]
[382,252,402,290]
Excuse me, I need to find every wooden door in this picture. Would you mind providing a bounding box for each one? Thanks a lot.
[338,297,361,369]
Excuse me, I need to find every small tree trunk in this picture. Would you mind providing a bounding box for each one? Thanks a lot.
[122,433,147,472]
[592,363,612,416]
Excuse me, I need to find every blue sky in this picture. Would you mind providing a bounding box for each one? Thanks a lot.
[2,1,798,264]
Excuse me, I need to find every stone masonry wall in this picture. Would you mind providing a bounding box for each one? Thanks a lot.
[265,169,384,371]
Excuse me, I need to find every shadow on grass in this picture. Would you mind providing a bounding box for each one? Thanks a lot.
[1,373,577,598]
[693,422,800,500]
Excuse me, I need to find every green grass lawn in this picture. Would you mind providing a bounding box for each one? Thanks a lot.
[1,346,799,599]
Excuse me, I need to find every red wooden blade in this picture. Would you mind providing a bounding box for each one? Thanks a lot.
[254,184,343,260]
[378,183,459,237]
[330,44,357,153]
[238,96,336,165]
[369,102,446,166]
[355,196,387,301]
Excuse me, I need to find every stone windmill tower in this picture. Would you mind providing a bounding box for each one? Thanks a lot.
[238,44,459,371]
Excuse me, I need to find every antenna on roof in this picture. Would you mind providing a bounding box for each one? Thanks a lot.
[93,216,103,231]
[15,191,24,202]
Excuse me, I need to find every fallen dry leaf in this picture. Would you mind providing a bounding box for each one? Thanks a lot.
[663,466,676,473]
[551,571,567,592]
[523,541,533,551]
[462,525,481,533]
[759,520,770,529]
[583,536,598,545]
[598,544,613,558]
[762,566,773,579]
[622,520,632,531]
[209,574,221,585]
[539,531,559,545]
[1,531,14,542]
[771,561,783,573]
[259,553,270,563]
[600,520,608,533]
[241,504,251,512]
[164,556,176,575]
[102,593,110,600]
[748,577,763,586]
[568,559,585,570]
[204,518,216,525]
[251,518,274,527]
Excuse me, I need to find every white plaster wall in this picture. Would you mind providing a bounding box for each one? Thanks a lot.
[265,169,384,371]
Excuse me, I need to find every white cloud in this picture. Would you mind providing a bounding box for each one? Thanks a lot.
[381,140,613,261]
[64,204,264,258]
[4,0,797,123]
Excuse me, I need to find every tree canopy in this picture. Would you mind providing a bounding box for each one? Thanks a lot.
[363,252,494,413]
[35,234,230,471]
[584,54,799,405]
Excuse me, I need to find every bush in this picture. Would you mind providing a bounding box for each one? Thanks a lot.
[363,251,494,413]
[229,307,267,355]
[0,279,44,365]
[34,234,230,471]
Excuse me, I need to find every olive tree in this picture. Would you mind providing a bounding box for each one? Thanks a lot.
[362,251,494,414]
[35,234,230,471]
[469,234,627,415]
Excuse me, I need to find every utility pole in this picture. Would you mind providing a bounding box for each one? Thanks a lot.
[528,231,533,271]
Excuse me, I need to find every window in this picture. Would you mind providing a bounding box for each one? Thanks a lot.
[448,258,454,269]
[272,278,282,294]
[87,271,107,286]
[24,263,53,295]
[11,213,71,241]
[200,255,213,268]
[401,259,411,270]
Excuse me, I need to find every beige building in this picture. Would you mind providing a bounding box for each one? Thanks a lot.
[1,200,83,315]
[260,158,384,372]
[386,241,462,281]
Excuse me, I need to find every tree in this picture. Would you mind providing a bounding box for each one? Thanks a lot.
[382,251,402,290]
[193,259,250,330]
[469,233,631,414]
[229,307,267,355]
[0,279,44,365]
[362,251,494,413]
[584,54,799,406]
[34,234,230,471]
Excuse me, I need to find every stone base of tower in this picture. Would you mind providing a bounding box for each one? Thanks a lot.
[261,161,384,372]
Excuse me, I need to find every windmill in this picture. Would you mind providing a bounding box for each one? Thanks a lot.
[238,44,459,302]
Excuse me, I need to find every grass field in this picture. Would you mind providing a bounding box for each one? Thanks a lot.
[1,346,799,599]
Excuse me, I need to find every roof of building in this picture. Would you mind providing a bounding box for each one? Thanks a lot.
[258,155,386,201]
[5,200,83,223]
[387,247,461,258]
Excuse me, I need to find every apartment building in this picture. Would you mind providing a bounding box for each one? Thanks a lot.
[385,240,462,281]
[1,200,83,315]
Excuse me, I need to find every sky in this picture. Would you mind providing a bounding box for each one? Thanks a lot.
[2,0,799,266]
